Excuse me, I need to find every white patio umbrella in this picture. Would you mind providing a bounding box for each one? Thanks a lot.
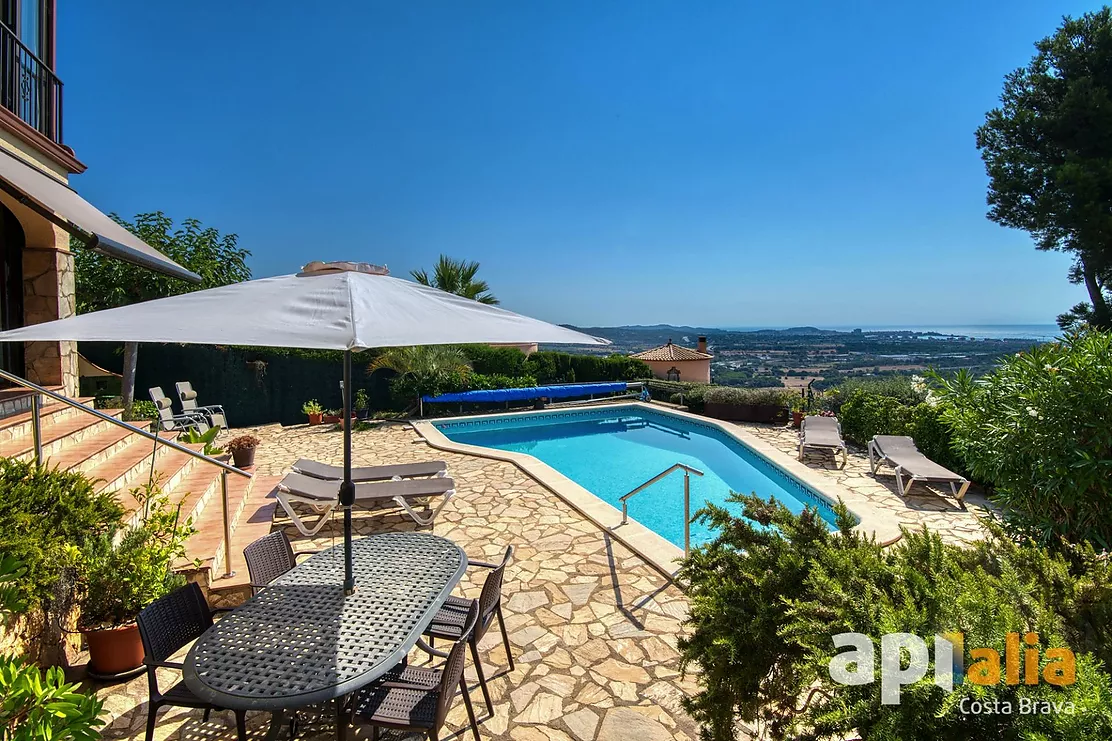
[0,261,609,592]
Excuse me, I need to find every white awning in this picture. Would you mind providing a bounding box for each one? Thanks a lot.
[0,148,200,283]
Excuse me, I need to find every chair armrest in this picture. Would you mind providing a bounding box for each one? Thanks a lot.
[415,637,448,660]
[465,559,498,569]
[294,550,320,562]
[145,659,184,670]
[210,606,236,615]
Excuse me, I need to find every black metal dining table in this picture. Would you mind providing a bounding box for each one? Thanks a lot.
[183,532,467,739]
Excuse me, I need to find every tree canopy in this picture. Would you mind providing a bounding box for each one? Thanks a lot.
[975,7,1112,329]
[75,211,251,313]
[410,255,499,305]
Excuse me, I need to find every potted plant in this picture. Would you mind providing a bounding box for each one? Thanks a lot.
[302,399,323,425]
[354,389,370,420]
[227,434,260,468]
[790,394,808,428]
[322,407,343,424]
[77,486,195,677]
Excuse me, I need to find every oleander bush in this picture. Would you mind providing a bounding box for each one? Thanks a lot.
[933,330,1112,549]
[821,375,928,414]
[678,494,1112,741]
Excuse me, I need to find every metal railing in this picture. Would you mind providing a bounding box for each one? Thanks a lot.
[618,462,704,555]
[0,22,63,144]
[0,369,250,578]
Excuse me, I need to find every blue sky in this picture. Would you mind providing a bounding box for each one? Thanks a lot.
[60,1,1095,328]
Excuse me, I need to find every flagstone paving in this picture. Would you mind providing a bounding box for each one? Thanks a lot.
[93,409,991,741]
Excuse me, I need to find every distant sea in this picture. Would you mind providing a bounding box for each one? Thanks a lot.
[720,324,1061,342]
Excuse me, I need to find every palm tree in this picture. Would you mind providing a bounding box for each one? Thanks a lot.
[411,255,499,305]
[369,345,472,378]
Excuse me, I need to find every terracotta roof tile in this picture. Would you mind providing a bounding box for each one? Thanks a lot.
[630,341,713,361]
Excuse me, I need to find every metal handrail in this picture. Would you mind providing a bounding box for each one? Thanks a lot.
[617,462,704,555]
[0,368,249,578]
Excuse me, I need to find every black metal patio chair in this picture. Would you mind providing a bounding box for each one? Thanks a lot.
[424,545,514,716]
[350,600,481,741]
[136,582,247,741]
[243,530,317,595]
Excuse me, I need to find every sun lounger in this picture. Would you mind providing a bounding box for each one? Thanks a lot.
[149,387,210,433]
[275,471,456,536]
[175,381,227,428]
[868,435,970,503]
[290,457,448,482]
[798,415,847,467]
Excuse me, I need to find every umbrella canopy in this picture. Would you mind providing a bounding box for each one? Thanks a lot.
[0,261,609,593]
[0,261,608,350]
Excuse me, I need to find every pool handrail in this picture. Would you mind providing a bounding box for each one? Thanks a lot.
[618,462,704,555]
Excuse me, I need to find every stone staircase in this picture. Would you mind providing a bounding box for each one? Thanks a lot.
[0,388,281,606]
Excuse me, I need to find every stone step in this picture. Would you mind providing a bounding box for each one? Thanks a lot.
[0,407,125,462]
[0,385,66,419]
[0,394,93,441]
[184,472,282,608]
[87,434,195,501]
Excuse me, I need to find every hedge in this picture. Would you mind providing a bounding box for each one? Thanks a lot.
[703,386,794,406]
[522,351,651,384]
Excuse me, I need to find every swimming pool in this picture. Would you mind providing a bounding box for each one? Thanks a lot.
[431,406,843,549]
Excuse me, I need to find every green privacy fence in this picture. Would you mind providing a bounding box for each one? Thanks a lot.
[78,343,394,427]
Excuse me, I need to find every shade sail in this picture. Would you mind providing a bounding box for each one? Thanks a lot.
[0,148,200,283]
[0,263,609,350]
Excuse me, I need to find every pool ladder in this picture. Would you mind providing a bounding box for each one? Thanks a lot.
[618,462,705,555]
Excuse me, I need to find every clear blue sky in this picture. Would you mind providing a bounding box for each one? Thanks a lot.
[60,1,1096,328]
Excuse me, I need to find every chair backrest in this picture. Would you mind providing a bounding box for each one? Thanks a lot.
[176,381,199,411]
[435,599,479,730]
[137,582,214,665]
[243,531,297,595]
[476,545,514,638]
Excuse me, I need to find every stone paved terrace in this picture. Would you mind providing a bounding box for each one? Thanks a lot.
[94,408,993,741]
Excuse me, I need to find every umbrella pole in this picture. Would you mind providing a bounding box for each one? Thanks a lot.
[341,349,356,595]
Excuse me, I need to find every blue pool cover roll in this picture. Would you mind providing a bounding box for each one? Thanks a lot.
[423,382,628,404]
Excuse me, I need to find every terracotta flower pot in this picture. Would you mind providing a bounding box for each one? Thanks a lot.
[83,622,144,675]
[307,413,323,425]
[792,411,805,428]
[232,446,256,468]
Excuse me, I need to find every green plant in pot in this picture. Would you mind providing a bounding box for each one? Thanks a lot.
[77,484,196,677]
[179,425,224,457]
[227,434,260,469]
[302,399,323,425]
[354,388,370,419]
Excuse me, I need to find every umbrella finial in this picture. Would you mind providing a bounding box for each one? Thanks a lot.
[300,261,389,276]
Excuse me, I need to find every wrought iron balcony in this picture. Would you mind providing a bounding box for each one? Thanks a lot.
[0,22,62,145]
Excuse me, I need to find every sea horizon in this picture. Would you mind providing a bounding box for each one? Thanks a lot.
[717,323,1061,341]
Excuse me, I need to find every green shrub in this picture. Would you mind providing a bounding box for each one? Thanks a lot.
[824,375,927,413]
[390,370,468,406]
[122,400,158,422]
[934,330,1112,548]
[0,459,123,610]
[523,352,650,384]
[460,344,528,377]
[0,556,105,741]
[678,494,1112,741]
[838,390,965,474]
[464,373,538,391]
[703,386,792,406]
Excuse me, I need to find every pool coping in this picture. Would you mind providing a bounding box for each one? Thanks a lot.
[413,402,904,579]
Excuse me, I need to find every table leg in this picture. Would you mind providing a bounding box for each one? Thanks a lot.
[264,710,287,741]
[335,695,348,741]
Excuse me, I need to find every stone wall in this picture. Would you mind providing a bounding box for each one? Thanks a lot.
[21,232,78,396]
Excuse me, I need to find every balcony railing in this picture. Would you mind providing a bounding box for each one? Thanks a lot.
[0,22,62,145]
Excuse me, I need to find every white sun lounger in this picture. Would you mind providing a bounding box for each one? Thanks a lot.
[275,471,456,536]
[290,457,448,482]
[868,435,970,503]
[798,415,848,467]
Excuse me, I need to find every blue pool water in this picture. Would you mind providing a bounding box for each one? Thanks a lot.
[434,407,842,548]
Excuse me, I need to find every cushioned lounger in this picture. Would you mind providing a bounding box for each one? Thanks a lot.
[276,471,455,536]
[868,434,970,503]
[798,416,847,467]
[290,457,448,482]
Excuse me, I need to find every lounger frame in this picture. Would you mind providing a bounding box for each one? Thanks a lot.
[868,439,970,503]
[275,479,456,536]
[797,417,848,468]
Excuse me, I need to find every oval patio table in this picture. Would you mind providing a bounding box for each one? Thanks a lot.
[183,532,467,739]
